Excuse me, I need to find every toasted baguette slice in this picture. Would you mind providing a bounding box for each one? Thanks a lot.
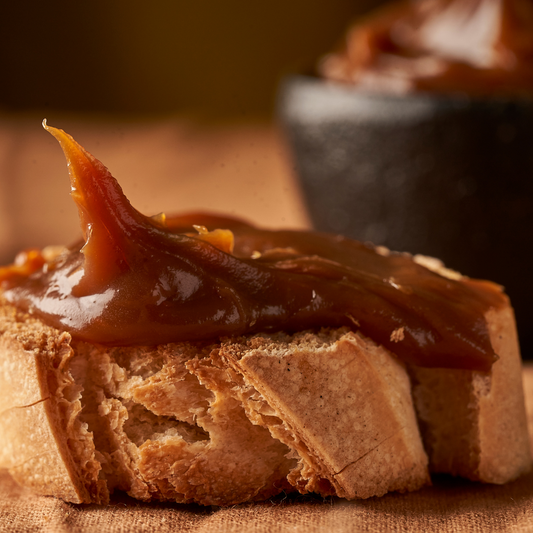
[0,300,430,504]
[408,256,532,483]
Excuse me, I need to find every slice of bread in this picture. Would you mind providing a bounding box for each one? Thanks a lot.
[0,304,106,504]
[0,279,530,504]
[0,299,297,505]
[0,299,430,505]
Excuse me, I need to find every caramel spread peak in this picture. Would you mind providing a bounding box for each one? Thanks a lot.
[0,124,509,371]
[43,120,152,295]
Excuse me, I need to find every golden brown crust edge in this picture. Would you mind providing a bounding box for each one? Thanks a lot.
[409,307,532,483]
[0,302,106,504]
[477,305,532,482]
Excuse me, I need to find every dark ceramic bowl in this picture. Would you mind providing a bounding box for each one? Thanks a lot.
[278,75,533,356]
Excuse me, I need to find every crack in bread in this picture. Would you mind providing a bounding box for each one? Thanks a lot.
[334,424,409,476]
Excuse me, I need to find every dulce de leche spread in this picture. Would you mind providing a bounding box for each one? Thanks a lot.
[0,123,508,371]
[320,0,533,96]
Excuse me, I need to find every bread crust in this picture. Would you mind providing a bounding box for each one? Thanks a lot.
[0,303,106,504]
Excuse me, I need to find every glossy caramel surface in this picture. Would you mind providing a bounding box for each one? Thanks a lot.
[0,124,507,370]
[320,0,533,97]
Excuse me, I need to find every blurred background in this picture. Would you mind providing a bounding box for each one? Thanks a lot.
[0,0,385,119]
